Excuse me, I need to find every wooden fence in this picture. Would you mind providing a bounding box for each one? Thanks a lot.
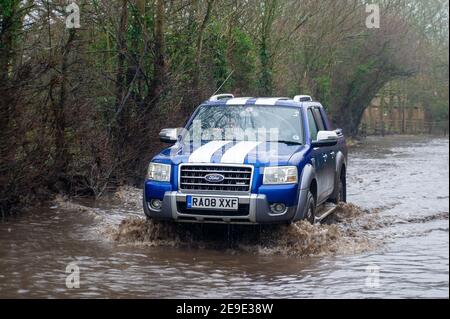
[359,119,449,136]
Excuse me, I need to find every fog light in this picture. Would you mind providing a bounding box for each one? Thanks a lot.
[149,199,163,211]
[270,203,287,215]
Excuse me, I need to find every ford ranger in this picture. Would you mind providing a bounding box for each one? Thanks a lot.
[144,94,347,224]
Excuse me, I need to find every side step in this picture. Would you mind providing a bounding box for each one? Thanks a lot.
[314,203,337,223]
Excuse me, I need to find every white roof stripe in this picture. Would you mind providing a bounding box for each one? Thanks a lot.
[226,98,251,105]
[255,98,285,105]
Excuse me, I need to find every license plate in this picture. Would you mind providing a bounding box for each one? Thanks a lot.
[186,196,239,211]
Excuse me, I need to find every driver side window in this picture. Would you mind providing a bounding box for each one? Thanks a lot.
[307,109,319,141]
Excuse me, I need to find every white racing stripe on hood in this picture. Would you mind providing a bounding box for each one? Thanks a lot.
[221,141,262,164]
[189,141,232,163]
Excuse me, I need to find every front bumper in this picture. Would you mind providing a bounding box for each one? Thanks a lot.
[144,191,297,224]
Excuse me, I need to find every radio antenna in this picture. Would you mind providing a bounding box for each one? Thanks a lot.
[212,70,235,96]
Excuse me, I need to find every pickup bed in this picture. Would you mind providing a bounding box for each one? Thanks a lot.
[144,95,347,224]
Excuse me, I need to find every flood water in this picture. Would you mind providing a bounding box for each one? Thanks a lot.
[0,136,448,298]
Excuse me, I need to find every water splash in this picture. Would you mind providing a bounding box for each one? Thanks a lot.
[56,187,448,258]
[103,202,380,257]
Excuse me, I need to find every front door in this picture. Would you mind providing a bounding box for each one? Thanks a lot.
[307,108,329,204]
[311,107,336,196]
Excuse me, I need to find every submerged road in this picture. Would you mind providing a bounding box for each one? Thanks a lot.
[0,136,448,298]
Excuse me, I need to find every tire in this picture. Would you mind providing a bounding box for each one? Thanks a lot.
[143,193,153,221]
[304,191,316,224]
[331,170,347,204]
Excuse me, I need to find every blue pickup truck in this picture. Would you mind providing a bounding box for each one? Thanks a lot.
[144,94,347,224]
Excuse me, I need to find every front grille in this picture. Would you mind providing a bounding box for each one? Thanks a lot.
[177,202,250,217]
[179,165,253,192]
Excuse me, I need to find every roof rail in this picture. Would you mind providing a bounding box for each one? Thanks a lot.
[209,94,234,101]
[293,95,313,102]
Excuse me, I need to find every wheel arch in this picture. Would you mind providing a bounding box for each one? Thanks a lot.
[340,163,347,178]
[294,164,317,221]
[335,150,347,175]
[331,152,347,203]
[309,178,318,204]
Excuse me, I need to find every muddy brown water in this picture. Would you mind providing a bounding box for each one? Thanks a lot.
[0,136,448,298]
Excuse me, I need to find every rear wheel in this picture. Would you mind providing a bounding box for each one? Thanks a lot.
[304,191,316,224]
[331,169,347,204]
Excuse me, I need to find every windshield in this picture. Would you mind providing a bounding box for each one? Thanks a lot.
[183,105,304,144]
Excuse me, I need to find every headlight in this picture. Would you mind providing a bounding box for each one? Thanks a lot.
[147,163,171,182]
[263,166,298,185]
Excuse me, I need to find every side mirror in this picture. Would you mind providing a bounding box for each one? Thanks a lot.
[312,131,339,148]
[334,128,344,137]
[159,128,181,144]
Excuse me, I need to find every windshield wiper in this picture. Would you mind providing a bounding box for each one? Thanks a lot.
[267,140,303,145]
